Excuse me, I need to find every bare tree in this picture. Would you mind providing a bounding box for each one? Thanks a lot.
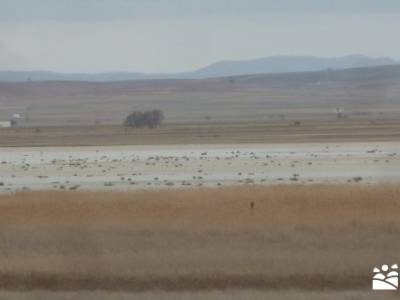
[150,110,164,128]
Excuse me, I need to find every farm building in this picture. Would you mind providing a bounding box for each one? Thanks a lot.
[0,121,11,128]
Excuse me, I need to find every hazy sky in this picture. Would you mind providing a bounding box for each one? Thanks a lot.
[0,0,399,73]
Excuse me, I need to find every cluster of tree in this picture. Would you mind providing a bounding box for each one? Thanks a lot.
[123,110,165,128]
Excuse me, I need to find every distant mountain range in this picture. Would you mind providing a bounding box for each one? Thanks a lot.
[0,55,397,82]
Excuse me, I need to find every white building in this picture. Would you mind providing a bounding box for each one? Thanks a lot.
[0,121,11,128]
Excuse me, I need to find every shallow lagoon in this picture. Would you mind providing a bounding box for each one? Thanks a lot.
[1,142,399,193]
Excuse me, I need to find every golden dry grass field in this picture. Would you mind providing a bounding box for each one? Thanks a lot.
[0,185,399,299]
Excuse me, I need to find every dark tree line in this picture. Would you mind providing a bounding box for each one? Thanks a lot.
[123,110,165,128]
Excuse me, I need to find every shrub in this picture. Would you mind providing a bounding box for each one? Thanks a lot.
[124,110,164,128]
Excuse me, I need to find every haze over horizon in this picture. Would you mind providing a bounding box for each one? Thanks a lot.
[0,0,399,73]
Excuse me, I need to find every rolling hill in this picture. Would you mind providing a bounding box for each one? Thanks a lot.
[0,55,396,82]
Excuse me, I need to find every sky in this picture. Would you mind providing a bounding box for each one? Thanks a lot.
[0,0,399,73]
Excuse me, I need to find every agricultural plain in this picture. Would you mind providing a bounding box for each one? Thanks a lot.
[1,65,400,299]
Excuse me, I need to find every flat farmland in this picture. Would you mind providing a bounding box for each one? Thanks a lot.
[1,119,400,147]
[1,65,400,127]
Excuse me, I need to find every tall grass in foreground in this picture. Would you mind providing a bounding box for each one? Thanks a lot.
[1,184,399,229]
[0,184,399,292]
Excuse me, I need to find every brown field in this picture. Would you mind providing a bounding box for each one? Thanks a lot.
[1,118,400,147]
[1,65,400,129]
[0,185,399,299]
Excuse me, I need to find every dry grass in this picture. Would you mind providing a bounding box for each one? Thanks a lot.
[0,184,399,229]
[0,184,399,294]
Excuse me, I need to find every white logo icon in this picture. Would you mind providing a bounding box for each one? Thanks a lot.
[373,264,398,290]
